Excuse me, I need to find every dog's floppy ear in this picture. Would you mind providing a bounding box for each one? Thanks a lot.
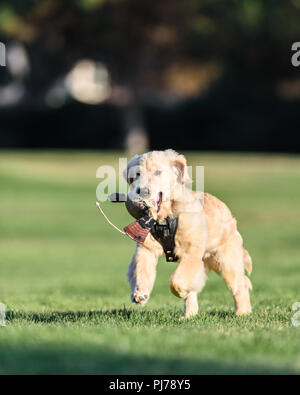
[173,153,192,184]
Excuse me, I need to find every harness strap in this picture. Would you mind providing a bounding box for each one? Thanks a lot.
[151,217,179,262]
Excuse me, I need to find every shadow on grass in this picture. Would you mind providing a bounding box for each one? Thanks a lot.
[6,308,267,328]
[7,308,133,323]
[0,341,297,375]
[6,308,172,324]
[207,311,234,319]
[2,309,298,375]
[7,308,240,325]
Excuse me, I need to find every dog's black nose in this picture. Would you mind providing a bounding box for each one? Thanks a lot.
[136,187,149,197]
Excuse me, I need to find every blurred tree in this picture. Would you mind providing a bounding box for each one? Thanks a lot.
[1,0,300,151]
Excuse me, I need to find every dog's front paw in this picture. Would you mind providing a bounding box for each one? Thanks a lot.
[131,290,149,306]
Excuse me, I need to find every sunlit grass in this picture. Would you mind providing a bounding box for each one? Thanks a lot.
[0,150,299,374]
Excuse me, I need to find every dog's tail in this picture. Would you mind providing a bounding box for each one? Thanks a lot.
[243,248,252,275]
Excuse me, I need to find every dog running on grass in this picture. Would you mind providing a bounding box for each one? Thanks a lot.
[123,149,252,318]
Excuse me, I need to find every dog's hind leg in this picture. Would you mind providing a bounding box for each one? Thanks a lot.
[181,258,213,319]
[127,242,162,306]
[170,253,207,318]
[183,292,199,318]
[218,239,252,316]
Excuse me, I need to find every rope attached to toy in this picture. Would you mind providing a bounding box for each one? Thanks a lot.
[95,202,126,235]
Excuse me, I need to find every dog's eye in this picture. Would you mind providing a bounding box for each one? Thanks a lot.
[154,170,162,176]
[129,174,140,184]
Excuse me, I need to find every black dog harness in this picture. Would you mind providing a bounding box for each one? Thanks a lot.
[124,215,179,263]
[109,193,179,263]
[151,217,179,262]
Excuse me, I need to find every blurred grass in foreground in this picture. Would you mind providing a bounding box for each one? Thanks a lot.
[0,150,300,374]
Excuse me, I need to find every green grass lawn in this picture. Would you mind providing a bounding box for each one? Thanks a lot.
[0,150,300,374]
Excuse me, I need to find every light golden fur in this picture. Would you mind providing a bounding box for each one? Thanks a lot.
[125,149,252,318]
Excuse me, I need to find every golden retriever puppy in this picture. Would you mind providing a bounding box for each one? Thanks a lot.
[124,149,252,318]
